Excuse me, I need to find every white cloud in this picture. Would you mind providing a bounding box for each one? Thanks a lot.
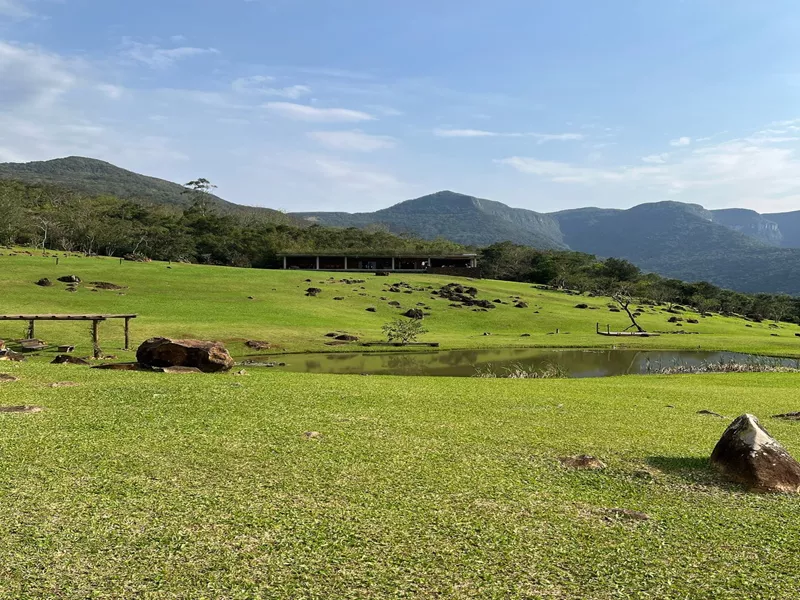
[434,128,497,137]
[0,42,78,108]
[96,83,124,100]
[498,128,800,210]
[0,0,33,19]
[642,153,670,164]
[313,157,402,191]
[121,39,219,69]
[232,76,310,99]
[264,102,374,122]
[670,136,692,147]
[307,130,396,151]
[433,128,583,143]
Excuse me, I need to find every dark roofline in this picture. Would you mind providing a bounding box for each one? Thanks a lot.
[277,252,478,258]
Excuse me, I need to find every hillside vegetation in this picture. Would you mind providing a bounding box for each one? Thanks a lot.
[0,156,291,220]
[2,251,799,359]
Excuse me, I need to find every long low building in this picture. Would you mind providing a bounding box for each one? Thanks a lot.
[278,252,479,273]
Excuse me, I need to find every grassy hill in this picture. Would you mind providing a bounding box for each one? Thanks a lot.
[1,250,798,359]
[0,156,296,222]
[2,253,800,596]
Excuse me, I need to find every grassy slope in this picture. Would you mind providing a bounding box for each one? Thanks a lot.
[1,251,800,359]
[1,365,800,598]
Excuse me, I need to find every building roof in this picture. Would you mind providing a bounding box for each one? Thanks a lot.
[277,252,477,258]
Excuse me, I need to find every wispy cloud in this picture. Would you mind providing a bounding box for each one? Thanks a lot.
[264,102,375,122]
[498,126,800,210]
[307,130,396,151]
[433,128,583,143]
[121,39,220,69]
[0,41,78,108]
[0,0,33,19]
[231,76,311,98]
[670,136,691,147]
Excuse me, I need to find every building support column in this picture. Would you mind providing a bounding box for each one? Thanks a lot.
[283,256,287,269]
[315,256,320,270]
[344,257,348,271]
[391,257,396,271]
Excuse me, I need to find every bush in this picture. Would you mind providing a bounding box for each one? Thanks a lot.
[382,319,428,344]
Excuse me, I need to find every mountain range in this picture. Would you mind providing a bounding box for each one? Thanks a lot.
[2,156,800,294]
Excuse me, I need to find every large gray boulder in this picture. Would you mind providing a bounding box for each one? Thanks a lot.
[136,338,235,373]
[710,414,800,493]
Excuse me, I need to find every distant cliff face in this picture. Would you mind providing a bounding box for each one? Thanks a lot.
[711,209,784,247]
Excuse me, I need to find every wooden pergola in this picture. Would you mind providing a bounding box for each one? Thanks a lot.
[0,314,137,358]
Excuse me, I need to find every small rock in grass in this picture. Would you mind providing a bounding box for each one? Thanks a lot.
[335,334,359,342]
[303,431,323,440]
[245,340,271,350]
[35,278,53,287]
[0,374,19,383]
[234,369,248,376]
[559,455,606,470]
[575,303,589,309]
[697,409,726,418]
[51,355,90,366]
[711,413,800,492]
[0,405,42,414]
[772,412,800,421]
[521,333,531,337]
[57,275,81,283]
[366,307,377,312]
[47,382,80,388]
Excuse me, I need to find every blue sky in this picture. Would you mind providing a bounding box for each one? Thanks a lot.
[3,1,800,213]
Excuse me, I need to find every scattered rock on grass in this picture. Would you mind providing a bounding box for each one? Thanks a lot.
[47,382,80,388]
[303,431,323,440]
[35,278,53,287]
[305,287,322,297]
[711,413,800,492]
[366,307,377,312]
[772,412,800,421]
[697,409,726,418]
[57,275,81,283]
[51,355,91,366]
[575,303,589,309]
[0,405,42,414]
[0,374,19,383]
[403,309,424,319]
[245,340,272,350]
[559,455,606,470]
[334,334,359,342]
[88,281,126,291]
[137,338,235,373]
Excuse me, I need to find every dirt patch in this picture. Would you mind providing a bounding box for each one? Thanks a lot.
[0,405,42,414]
[558,455,606,470]
[88,281,127,291]
[0,374,19,383]
[245,340,272,350]
[46,382,80,388]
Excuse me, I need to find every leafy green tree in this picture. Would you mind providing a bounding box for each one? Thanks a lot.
[382,319,428,344]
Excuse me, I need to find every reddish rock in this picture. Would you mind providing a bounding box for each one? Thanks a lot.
[711,414,800,493]
[136,338,234,373]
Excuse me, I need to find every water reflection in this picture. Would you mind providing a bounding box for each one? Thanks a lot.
[251,348,799,378]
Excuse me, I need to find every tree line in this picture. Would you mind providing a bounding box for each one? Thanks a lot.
[2,178,798,323]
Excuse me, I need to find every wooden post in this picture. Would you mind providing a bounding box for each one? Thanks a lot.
[596,322,599,334]
[91,320,101,359]
[55,257,59,266]
[607,324,611,334]
[27,320,34,339]
[124,317,131,351]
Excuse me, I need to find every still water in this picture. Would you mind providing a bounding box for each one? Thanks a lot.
[254,348,798,378]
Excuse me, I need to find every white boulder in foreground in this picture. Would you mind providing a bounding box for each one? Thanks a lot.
[710,414,800,493]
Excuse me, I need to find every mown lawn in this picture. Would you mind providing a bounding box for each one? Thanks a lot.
[1,363,800,598]
[1,250,799,359]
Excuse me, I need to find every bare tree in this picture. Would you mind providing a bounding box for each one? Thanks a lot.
[612,286,645,332]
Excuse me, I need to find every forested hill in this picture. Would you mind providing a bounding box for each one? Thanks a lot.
[296,191,567,250]
[0,156,295,222]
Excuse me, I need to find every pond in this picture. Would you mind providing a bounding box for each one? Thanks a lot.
[251,348,799,378]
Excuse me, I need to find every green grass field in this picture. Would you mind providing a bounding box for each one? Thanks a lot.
[2,251,800,598]
[1,250,799,359]
[1,365,800,598]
